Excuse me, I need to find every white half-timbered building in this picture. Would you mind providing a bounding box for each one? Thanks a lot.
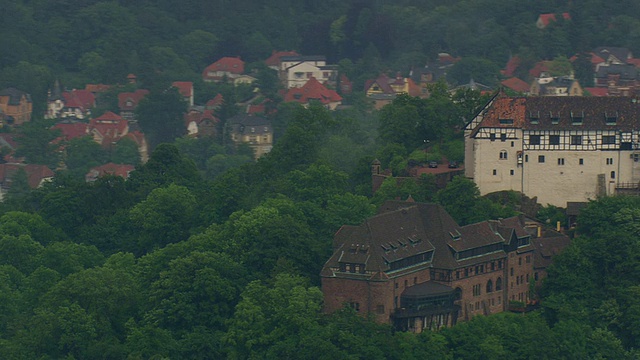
[464,93,640,207]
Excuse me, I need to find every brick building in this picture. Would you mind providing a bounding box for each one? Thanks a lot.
[321,200,566,332]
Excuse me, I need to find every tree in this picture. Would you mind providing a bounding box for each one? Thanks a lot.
[63,136,109,178]
[14,119,60,168]
[136,87,187,149]
[111,137,140,165]
[130,184,197,253]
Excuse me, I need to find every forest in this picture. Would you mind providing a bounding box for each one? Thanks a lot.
[2,0,640,358]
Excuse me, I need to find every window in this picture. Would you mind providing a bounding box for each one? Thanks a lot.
[602,135,616,145]
[579,158,584,165]
[511,141,515,147]
[611,171,616,179]
[490,133,496,141]
[526,255,531,263]
[500,150,508,159]
[538,155,545,163]
[349,302,360,312]
[473,284,481,296]
[493,169,497,176]
[500,133,507,142]
[526,273,529,283]
[606,158,614,165]
[510,170,514,176]
[499,119,514,125]
[516,276,520,285]
[404,280,408,287]
[570,135,582,145]
[525,155,529,162]
[549,135,560,145]
[529,135,541,145]
[571,111,584,124]
[510,267,514,276]
[496,277,503,291]
[558,158,565,165]
[306,72,313,78]
[486,280,493,293]
[376,304,385,314]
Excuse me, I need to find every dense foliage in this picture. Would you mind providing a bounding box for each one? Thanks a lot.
[2,0,640,358]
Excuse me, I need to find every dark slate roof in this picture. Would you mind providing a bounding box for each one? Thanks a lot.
[593,47,632,63]
[0,88,32,105]
[227,114,270,127]
[280,55,326,62]
[402,281,454,298]
[595,63,638,80]
[531,232,570,269]
[322,201,530,279]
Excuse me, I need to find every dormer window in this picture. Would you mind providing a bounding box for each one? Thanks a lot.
[499,118,514,125]
[549,111,560,124]
[529,111,540,124]
[571,111,584,125]
[605,111,618,125]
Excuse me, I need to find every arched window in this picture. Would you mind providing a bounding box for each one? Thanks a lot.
[496,277,502,291]
[500,150,508,160]
[486,279,493,293]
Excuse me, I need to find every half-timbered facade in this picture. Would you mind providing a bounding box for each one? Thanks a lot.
[465,93,640,207]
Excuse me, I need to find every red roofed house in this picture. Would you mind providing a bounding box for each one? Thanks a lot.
[185,109,219,138]
[501,77,531,94]
[89,111,129,146]
[0,163,54,200]
[202,57,245,83]
[536,12,571,29]
[47,88,95,120]
[172,81,194,107]
[85,162,135,182]
[284,77,343,110]
[364,73,423,110]
[118,89,149,122]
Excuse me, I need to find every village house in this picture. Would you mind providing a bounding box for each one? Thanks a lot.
[46,82,96,120]
[0,88,32,125]
[529,76,583,96]
[364,73,423,110]
[321,200,567,332]
[118,89,149,122]
[172,81,194,107]
[202,57,245,83]
[464,92,640,208]
[184,108,218,138]
[283,76,342,110]
[226,114,273,159]
[0,163,54,201]
[278,55,338,89]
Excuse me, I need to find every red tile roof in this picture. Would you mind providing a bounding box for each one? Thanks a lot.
[118,89,149,111]
[569,53,605,66]
[537,13,571,28]
[62,89,95,110]
[87,162,135,179]
[171,81,193,98]
[584,87,609,96]
[501,77,530,93]
[501,56,521,77]
[85,84,111,93]
[265,50,299,67]
[529,61,551,78]
[202,57,245,81]
[184,109,218,126]
[206,93,224,109]
[627,58,640,68]
[0,163,54,189]
[284,77,342,106]
[89,111,128,142]
[53,122,89,141]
